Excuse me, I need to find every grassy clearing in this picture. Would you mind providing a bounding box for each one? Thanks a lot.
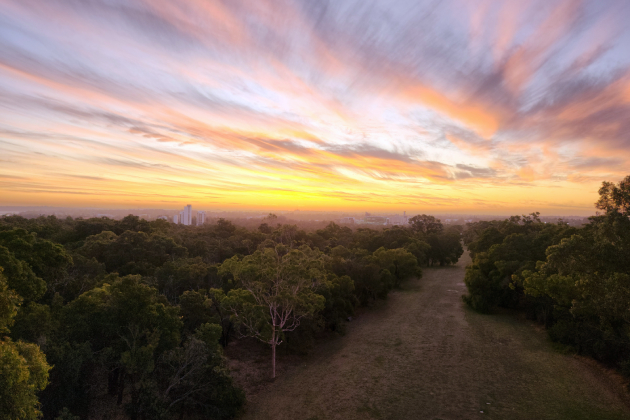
[236,252,630,420]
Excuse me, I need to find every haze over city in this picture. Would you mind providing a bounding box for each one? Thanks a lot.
[2,0,630,215]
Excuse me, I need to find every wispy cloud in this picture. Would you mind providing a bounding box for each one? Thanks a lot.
[1,0,629,213]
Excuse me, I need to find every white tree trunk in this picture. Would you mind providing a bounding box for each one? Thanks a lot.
[271,328,277,379]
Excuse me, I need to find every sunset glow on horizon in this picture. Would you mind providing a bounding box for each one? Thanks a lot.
[1,0,630,215]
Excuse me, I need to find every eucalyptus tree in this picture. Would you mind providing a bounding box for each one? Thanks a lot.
[219,244,326,378]
[409,214,443,235]
[0,268,51,420]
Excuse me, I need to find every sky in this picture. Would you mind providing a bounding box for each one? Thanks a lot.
[1,0,630,215]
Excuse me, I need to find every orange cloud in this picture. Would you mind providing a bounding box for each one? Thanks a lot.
[0,0,628,215]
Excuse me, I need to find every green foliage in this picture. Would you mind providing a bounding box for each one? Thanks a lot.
[0,228,72,284]
[179,290,214,334]
[0,210,464,416]
[63,274,182,357]
[60,254,106,302]
[596,175,630,216]
[409,214,443,235]
[0,265,52,420]
[462,215,572,313]
[154,324,245,419]
[0,339,51,419]
[54,407,80,420]
[327,245,418,305]
[463,176,630,378]
[78,231,187,276]
[220,245,327,377]
[0,268,21,334]
[40,341,92,419]
[0,246,46,303]
[318,274,357,332]
[371,247,421,287]
[425,229,463,266]
[154,257,215,302]
[179,289,235,348]
[403,239,430,265]
[11,302,56,346]
[59,275,183,416]
[520,217,630,370]
[315,222,354,248]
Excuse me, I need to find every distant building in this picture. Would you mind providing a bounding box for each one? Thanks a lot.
[157,216,168,221]
[389,211,409,226]
[173,214,179,224]
[175,204,193,226]
[177,204,192,226]
[365,216,388,225]
[197,211,206,226]
[339,217,355,224]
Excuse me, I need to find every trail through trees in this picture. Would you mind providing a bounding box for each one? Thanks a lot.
[242,251,630,420]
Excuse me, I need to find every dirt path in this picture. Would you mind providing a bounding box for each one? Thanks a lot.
[241,251,630,420]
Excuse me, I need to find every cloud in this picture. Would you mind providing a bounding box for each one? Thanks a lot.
[1,0,629,213]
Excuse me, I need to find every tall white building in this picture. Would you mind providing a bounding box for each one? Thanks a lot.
[173,214,179,224]
[197,211,206,226]
[179,204,192,226]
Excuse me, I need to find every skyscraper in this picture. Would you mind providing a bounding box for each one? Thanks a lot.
[180,204,192,226]
[173,214,179,224]
[197,210,206,226]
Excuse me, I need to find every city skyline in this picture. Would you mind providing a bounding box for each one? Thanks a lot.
[1,1,630,216]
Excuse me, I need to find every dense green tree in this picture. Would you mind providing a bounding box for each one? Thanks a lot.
[0,268,51,420]
[206,289,235,347]
[0,209,467,418]
[371,247,421,287]
[177,288,235,348]
[317,274,357,332]
[425,229,463,266]
[178,290,214,335]
[463,176,630,378]
[463,224,570,313]
[62,275,182,411]
[0,268,21,333]
[0,246,46,303]
[409,214,443,235]
[154,257,215,302]
[152,323,245,419]
[0,229,72,286]
[0,339,51,420]
[220,245,326,378]
[596,175,630,216]
[11,302,56,348]
[59,254,106,302]
[79,231,187,276]
[516,177,630,370]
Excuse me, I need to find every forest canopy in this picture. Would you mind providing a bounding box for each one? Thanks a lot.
[0,211,461,419]
[462,175,630,379]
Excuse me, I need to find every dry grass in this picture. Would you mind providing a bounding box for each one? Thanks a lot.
[234,251,630,420]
